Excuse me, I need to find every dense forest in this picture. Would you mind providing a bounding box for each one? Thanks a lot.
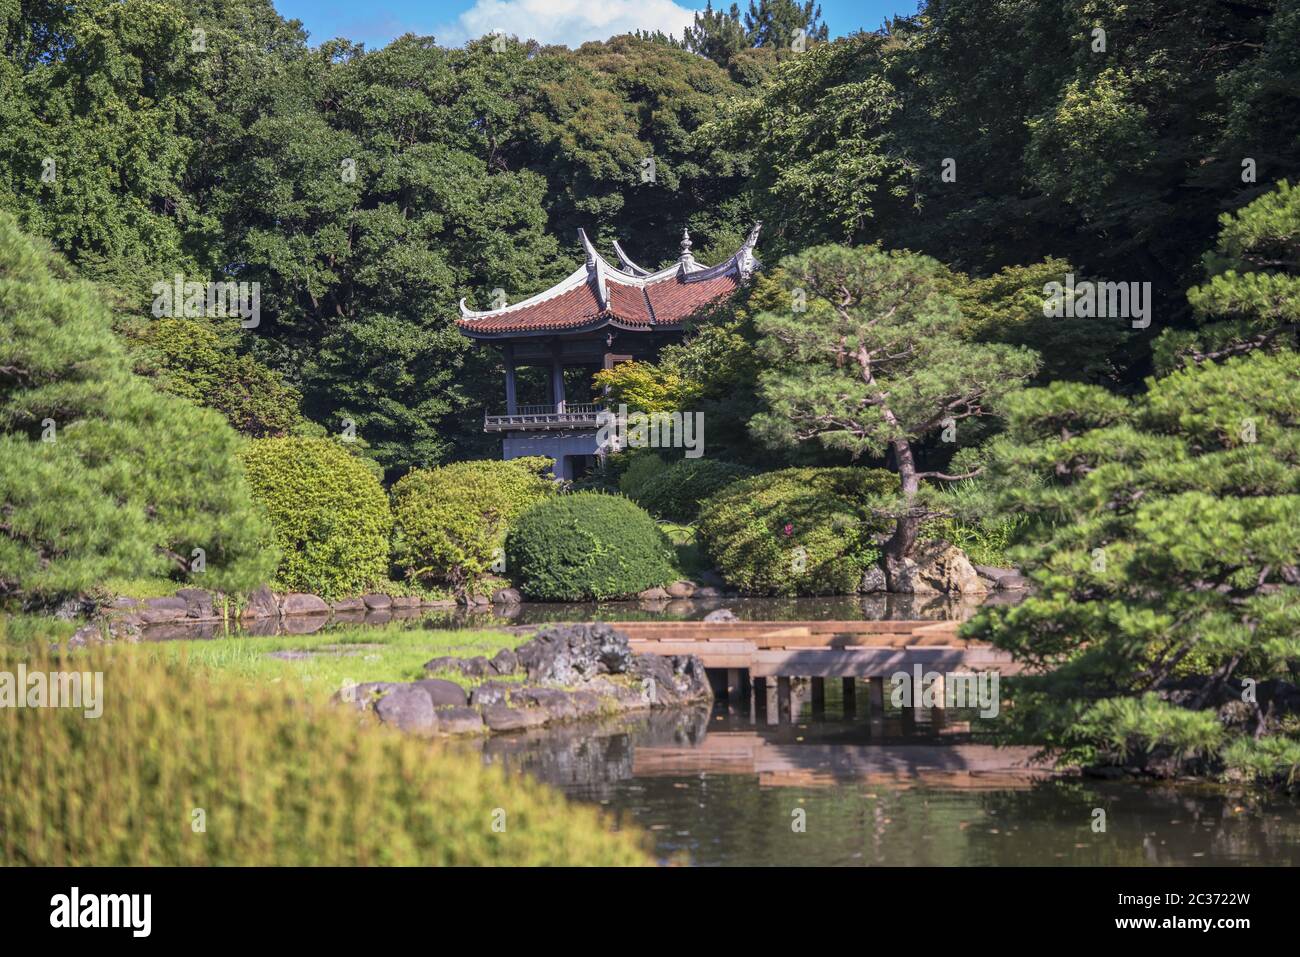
[2,0,1299,785]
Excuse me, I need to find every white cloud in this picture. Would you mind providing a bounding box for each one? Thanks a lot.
[435,0,699,48]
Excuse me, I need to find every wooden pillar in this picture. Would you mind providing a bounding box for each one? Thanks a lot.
[842,677,856,718]
[777,676,792,723]
[726,669,744,708]
[868,676,885,735]
[811,677,825,717]
[550,343,565,412]
[503,345,518,415]
[753,677,767,715]
[930,673,947,731]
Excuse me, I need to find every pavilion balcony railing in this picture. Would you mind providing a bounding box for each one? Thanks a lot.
[484,402,605,431]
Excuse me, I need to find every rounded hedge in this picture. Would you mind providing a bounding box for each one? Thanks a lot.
[507,492,677,600]
[698,467,896,596]
[238,437,392,598]
[391,458,556,594]
[621,455,755,521]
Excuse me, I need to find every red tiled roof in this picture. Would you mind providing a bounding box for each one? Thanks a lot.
[457,269,739,336]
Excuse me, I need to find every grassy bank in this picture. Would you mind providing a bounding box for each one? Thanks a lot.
[0,641,649,866]
[139,624,528,699]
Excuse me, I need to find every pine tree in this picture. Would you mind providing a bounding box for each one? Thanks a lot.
[0,214,277,608]
[749,245,1037,585]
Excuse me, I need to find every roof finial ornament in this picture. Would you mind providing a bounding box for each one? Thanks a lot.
[737,220,762,279]
[680,227,693,257]
[577,227,608,310]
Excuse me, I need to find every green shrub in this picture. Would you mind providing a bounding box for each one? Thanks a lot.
[616,449,667,504]
[0,643,649,865]
[624,456,756,521]
[507,493,677,600]
[0,212,277,607]
[391,459,555,596]
[238,438,392,598]
[698,467,896,595]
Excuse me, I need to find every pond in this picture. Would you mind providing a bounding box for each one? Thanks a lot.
[464,688,1300,867]
[139,593,1007,640]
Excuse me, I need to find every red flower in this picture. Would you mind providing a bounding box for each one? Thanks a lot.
[782,523,794,537]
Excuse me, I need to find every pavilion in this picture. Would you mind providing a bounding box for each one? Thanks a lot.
[456,224,761,479]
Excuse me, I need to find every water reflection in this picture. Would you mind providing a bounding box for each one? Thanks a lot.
[459,695,1300,867]
[141,593,1010,640]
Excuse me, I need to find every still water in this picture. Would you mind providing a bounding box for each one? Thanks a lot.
[469,687,1300,867]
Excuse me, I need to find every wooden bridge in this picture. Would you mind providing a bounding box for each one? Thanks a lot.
[611,619,1023,724]
[614,619,1022,676]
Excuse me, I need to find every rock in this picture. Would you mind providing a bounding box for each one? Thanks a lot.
[462,593,491,606]
[480,702,549,732]
[703,608,738,622]
[330,597,366,613]
[515,622,636,684]
[421,598,458,608]
[410,678,468,708]
[424,655,493,678]
[390,595,420,609]
[175,588,216,619]
[859,565,888,593]
[637,586,670,601]
[631,653,712,707]
[508,686,581,722]
[692,586,724,598]
[973,565,1018,582]
[138,596,189,624]
[280,593,329,616]
[996,573,1031,590]
[334,681,401,711]
[492,587,522,604]
[243,585,280,619]
[435,706,484,735]
[68,623,106,648]
[374,686,438,736]
[666,580,696,599]
[469,682,513,708]
[886,542,988,595]
[489,648,518,675]
[361,593,392,611]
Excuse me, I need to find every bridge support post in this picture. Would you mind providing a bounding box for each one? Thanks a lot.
[777,676,792,723]
[930,673,947,730]
[868,676,885,735]
[842,677,856,718]
[726,669,744,708]
[811,677,825,717]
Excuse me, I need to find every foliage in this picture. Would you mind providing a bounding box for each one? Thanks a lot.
[698,467,896,595]
[0,642,649,865]
[1157,179,1300,371]
[591,361,697,414]
[750,244,1037,578]
[0,212,276,606]
[507,493,676,600]
[391,459,555,597]
[237,438,391,599]
[965,350,1300,782]
[621,456,756,522]
[125,318,306,437]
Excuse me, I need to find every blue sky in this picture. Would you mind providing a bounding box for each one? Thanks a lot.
[271,0,919,50]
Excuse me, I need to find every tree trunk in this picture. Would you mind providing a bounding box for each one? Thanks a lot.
[883,438,922,591]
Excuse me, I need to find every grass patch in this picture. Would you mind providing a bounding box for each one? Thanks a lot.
[139,624,528,699]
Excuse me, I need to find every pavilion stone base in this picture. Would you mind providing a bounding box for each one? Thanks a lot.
[503,430,602,481]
